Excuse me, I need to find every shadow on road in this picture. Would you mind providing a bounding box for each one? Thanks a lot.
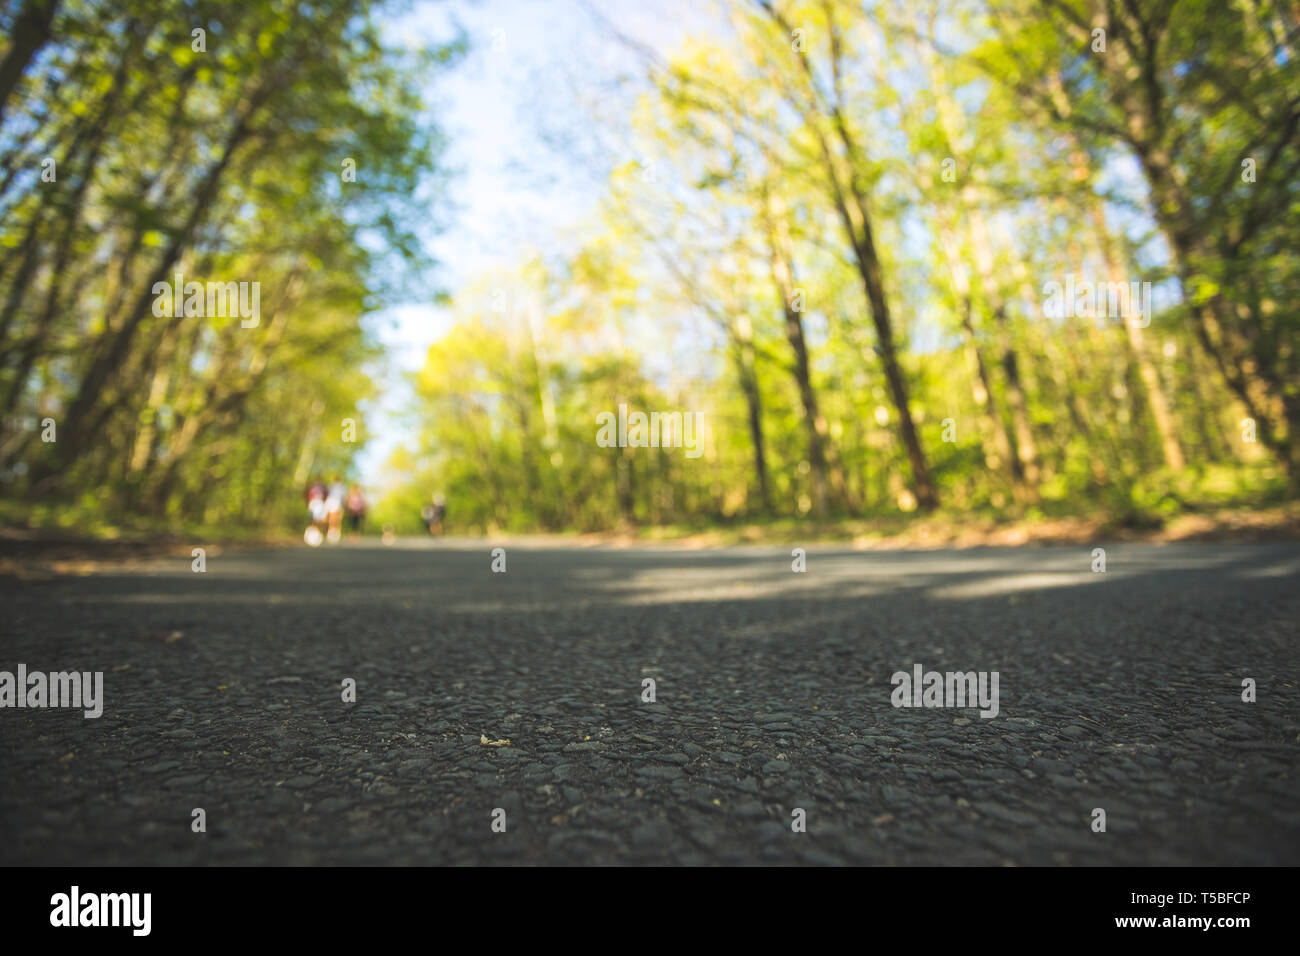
[1,541,1297,865]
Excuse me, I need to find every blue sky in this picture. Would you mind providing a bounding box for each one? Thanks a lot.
[358,0,710,488]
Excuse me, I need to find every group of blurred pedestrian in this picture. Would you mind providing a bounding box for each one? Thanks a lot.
[302,482,447,546]
[304,478,367,546]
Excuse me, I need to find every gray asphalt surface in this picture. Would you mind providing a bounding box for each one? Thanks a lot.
[1,539,1297,865]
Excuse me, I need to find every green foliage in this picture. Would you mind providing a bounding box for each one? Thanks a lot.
[3,0,1291,538]
[389,0,1292,533]
[0,0,459,530]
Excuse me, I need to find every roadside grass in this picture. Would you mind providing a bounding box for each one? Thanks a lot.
[3,461,1296,555]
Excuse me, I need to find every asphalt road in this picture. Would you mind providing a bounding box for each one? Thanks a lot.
[2,539,1297,865]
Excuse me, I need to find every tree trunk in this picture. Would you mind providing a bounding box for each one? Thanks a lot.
[758,0,936,509]
[1072,150,1186,471]
[936,219,1023,493]
[964,202,1041,491]
[0,0,59,127]
[762,194,853,514]
[31,91,264,491]
[729,319,771,513]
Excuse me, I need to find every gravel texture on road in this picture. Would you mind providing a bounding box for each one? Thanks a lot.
[1,539,1297,865]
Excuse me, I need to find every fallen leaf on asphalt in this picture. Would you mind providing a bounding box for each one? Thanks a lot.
[480,735,510,747]
[872,813,895,825]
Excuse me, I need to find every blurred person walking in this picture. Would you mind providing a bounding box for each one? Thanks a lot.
[304,479,328,546]
[345,484,367,537]
[325,477,346,544]
[421,493,446,536]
